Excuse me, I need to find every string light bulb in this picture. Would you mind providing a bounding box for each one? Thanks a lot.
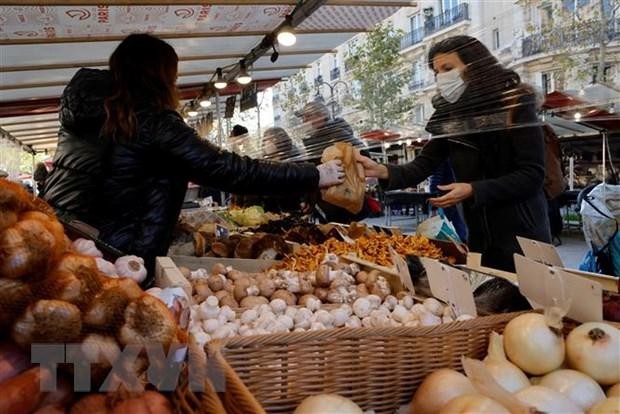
[187,110,198,117]
[574,112,582,121]
[214,68,227,89]
[277,16,296,47]
[236,60,252,85]
[199,99,211,108]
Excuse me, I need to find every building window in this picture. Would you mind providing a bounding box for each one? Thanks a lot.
[540,4,553,28]
[413,104,425,124]
[409,13,421,32]
[541,72,554,95]
[442,0,460,13]
[492,28,500,50]
[592,64,613,84]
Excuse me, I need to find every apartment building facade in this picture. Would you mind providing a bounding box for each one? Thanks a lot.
[272,0,619,134]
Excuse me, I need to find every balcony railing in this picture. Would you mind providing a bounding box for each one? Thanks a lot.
[522,18,620,58]
[408,79,427,91]
[401,3,470,50]
[330,67,341,81]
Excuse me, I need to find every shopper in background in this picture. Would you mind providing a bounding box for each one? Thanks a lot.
[33,162,49,195]
[298,101,364,160]
[356,35,550,271]
[262,126,304,161]
[43,33,344,284]
[228,124,249,154]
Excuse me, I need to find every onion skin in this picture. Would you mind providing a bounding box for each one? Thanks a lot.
[483,332,529,393]
[608,383,620,398]
[438,394,510,414]
[566,322,620,386]
[69,394,109,414]
[293,394,363,414]
[589,397,620,414]
[0,342,30,383]
[540,369,606,411]
[0,367,52,414]
[409,369,476,414]
[515,385,582,414]
[503,313,565,375]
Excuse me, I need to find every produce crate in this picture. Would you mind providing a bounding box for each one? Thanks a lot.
[186,312,531,414]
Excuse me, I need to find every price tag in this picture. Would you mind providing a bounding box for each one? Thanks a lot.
[389,247,414,294]
[517,236,564,267]
[419,257,477,317]
[514,254,602,323]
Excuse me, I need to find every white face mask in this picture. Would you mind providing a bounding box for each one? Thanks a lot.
[436,69,466,103]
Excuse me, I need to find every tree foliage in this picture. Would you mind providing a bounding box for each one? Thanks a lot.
[345,23,415,130]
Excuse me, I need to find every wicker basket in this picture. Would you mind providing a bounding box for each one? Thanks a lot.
[205,312,529,414]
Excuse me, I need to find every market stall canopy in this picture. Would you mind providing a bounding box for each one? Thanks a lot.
[543,85,620,134]
[0,0,412,153]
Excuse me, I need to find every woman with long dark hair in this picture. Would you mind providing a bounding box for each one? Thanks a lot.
[357,35,551,271]
[44,34,342,283]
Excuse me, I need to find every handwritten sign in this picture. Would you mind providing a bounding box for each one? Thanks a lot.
[420,258,477,317]
[514,254,602,323]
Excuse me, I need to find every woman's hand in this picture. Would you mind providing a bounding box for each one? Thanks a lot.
[355,152,389,180]
[429,183,473,208]
[317,159,345,188]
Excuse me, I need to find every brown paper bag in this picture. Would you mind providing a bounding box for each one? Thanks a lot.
[320,142,365,214]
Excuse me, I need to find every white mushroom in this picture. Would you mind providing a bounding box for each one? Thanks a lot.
[284,307,298,320]
[199,298,220,320]
[294,308,313,329]
[384,295,398,311]
[400,295,414,310]
[419,312,442,327]
[305,297,322,312]
[293,327,306,332]
[330,308,349,327]
[314,310,333,327]
[391,305,409,323]
[310,322,326,331]
[366,294,382,310]
[212,325,234,339]
[270,298,288,314]
[277,315,294,331]
[219,306,236,323]
[423,297,444,317]
[456,314,475,322]
[345,315,362,328]
[353,297,372,318]
[202,319,220,334]
[241,309,258,325]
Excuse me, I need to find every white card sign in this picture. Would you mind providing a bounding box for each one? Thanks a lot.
[420,258,477,317]
[517,236,564,267]
[389,247,414,294]
[514,254,602,323]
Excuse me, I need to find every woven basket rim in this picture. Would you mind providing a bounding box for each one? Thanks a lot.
[208,311,525,352]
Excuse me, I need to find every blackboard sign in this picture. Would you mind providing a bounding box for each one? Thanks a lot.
[240,83,258,112]
[224,96,236,119]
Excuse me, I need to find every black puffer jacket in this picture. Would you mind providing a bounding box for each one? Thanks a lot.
[43,68,112,224]
[98,110,318,272]
[383,83,551,272]
[45,69,319,279]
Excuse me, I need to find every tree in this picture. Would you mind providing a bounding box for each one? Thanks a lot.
[279,72,312,127]
[520,0,619,89]
[345,23,415,131]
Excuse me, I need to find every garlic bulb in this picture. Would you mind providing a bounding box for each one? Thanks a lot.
[270,298,287,314]
[353,297,372,318]
[366,294,382,310]
[423,298,444,317]
[241,309,258,325]
[95,258,118,277]
[345,316,362,328]
[331,308,349,327]
[202,319,220,334]
[72,238,103,258]
[115,255,147,283]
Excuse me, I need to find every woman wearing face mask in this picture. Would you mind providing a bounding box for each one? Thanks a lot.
[357,35,550,272]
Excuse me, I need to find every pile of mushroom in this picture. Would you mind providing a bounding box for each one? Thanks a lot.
[188,292,474,347]
[184,257,403,309]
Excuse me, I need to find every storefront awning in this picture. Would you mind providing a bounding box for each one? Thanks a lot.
[0,0,413,152]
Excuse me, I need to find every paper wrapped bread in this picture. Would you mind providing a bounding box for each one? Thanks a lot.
[320,142,365,214]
